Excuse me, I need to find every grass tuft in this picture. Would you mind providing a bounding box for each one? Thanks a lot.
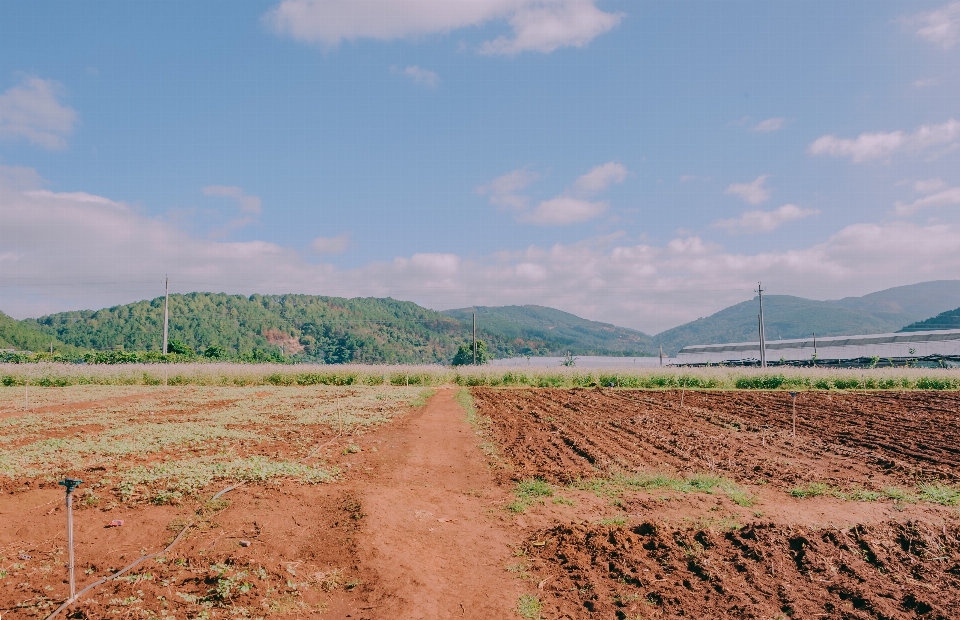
[517,594,542,619]
[508,478,553,513]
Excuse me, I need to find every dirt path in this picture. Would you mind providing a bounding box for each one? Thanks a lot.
[356,388,521,619]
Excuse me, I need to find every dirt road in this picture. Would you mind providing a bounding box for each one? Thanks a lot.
[356,388,521,619]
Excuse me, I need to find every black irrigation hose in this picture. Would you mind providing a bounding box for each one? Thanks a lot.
[45,520,193,620]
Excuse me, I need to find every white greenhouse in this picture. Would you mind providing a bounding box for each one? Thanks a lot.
[676,328,960,367]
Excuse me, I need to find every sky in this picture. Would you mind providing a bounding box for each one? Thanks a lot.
[1,0,959,334]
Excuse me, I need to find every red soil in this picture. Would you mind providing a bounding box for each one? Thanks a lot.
[522,520,960,619]
[1,388,524,620]
[471,388,960,490]
[471,387,960,619]
[5,386,960,619]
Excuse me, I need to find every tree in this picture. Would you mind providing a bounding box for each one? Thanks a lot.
[203,344,227,359]
[452,340,488,366]
[166,339,194,356]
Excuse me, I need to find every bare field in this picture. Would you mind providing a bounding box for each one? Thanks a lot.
[0,385,429,619]
[2,384,959,619]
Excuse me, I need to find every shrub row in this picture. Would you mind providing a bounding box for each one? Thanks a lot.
[1,364,957,390]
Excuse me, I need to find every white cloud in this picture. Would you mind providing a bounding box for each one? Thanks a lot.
[904,2,960,49]
[202,185,262,214]
[808,119,960,163]
[679,175,697,183]
[264,0,622,54]
[477,168,539,210]
[8,168,960,334]
[391,65,439,88]
[201,186,263,238]
[753,117,784,133]
[311,232,351,255]
[0,76,78,149]
[573,162,628,193]
[724,175,771,205]
[895,187,960,215]
[520,197,607,225]
[480,161,625,225]
[478,0,623,55]
[713,204,819,234]
[913,77,940,88]
[914,178,946,194]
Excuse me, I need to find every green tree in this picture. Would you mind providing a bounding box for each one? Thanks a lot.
[203,344,228,359]
[166,339,194,356]
[452,340,488,366]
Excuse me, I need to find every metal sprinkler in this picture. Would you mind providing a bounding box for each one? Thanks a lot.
[58,477,83,602]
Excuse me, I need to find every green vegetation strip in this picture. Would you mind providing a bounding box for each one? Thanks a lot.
[790,481,960,506]
[2,363,960,390]
[575,472,755,507]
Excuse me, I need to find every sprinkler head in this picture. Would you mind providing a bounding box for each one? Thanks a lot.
[788,391,797,398]
[59,478,83,493]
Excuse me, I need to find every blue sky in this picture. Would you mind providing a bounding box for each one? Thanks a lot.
[1,0,959,333]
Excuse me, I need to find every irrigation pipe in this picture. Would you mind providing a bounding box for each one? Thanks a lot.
[44,520,193,620]
[211,481,245,501]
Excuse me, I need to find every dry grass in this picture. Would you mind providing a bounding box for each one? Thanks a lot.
[0,385,430,505]
[1,362,959,391]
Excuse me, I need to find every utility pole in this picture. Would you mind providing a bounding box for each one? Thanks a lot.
[473,312,477,365]
[659,344,663,367]
[812,332,817,365]
[757,282,767,368]
[59,478,82,602]
[162,275,169,355]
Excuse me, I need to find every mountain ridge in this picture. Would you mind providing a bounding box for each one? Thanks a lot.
[6,280,960,361]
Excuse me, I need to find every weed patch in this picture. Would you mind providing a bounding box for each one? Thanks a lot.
[517,593,542,619]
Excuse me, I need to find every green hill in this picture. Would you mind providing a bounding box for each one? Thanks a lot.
[25,293,465,364]
[11,280,960,362]
[441,305,655,357]
[900,307,960,332]
[0,311,79,354]
[19,295,657,363]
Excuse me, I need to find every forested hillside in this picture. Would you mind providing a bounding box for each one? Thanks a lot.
[900,307,960,332]
[25,294,464,364]
[442,305,654,356]
[0,311,80,354]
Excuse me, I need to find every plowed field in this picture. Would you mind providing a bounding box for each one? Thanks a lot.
[472,388,960,490]
[472,387,960,619]
[521,520,960,619]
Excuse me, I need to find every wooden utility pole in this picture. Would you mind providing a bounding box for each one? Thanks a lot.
[162,275,169,355]
[757,282,767,368]
[473,312,477,365]
[659,344,663,367]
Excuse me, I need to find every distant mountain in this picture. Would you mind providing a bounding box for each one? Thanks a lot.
[442,305,655,357]
[653,280,960,355]
[653,295,909,356]
[11,280,960,361]
[832,280,960,321]
[900,307,960,332]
